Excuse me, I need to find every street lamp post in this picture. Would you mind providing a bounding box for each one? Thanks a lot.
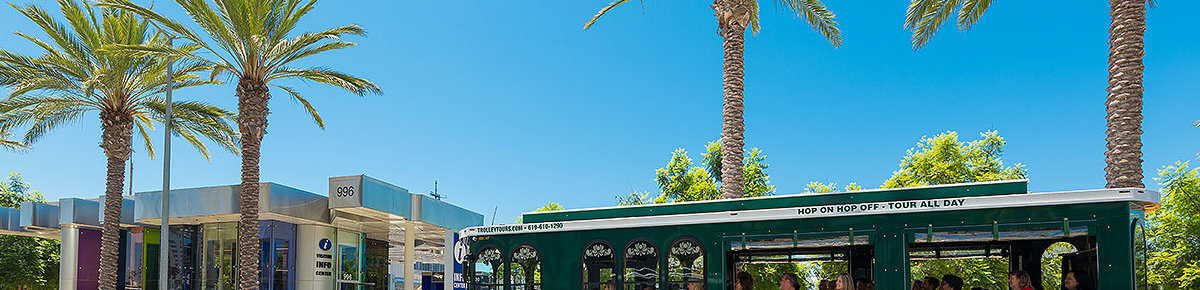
[160,36,175,290]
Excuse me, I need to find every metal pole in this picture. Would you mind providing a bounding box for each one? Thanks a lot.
[160,36,174,290]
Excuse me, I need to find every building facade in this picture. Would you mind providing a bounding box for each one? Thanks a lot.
[0,174,482,290]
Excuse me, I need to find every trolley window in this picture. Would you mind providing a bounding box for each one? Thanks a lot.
[583,241,617,290]
[624,240,660,290]
[1133,219,1148,289]
[471,247,504,290]
[667,237,705,289]
[511,244,542,289]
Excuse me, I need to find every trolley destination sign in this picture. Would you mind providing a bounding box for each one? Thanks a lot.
[462,188,1158,238]
[796,198,966,216]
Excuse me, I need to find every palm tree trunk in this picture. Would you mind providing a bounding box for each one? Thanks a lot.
[236,77,269,289]
[98,112,134,290]
[1105,0,1146,188]
[715,0,751,199]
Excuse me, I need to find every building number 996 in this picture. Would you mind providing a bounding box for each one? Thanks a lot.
[336,185,355,198]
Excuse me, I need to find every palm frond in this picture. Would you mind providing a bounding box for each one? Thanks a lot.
[270,84,323,129]
[957,0,994,32]
[133,116,156,158]
[0,129,28,151]
[583,0,633,30]
[781,0,842,47]
[908,0,961,50]
[271,68,381,96]
[142,98,239,158]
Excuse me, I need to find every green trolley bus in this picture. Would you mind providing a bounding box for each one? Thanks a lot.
[460,180,1158,289]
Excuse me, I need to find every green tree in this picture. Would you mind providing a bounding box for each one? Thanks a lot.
[803,181,862,193]
[884,131,1024,289]
[910,256,1008,289]
[585,0,841,199]
[0,172,60,290]
[882,131,1026,188]
[98,0,383,287]
[0,1,240,288]
[905,0,1150,189]
[617,142,775,205]
[517,202,565,223]
[1146,161,1200,288]
[744,261,845,289]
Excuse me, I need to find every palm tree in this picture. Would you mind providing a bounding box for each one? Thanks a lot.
[905,0,1151,188]
[97,0,382,287]
[585,0,841,198]
[0,1,239,289]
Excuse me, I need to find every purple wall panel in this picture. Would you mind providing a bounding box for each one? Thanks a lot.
[78,228,102,289]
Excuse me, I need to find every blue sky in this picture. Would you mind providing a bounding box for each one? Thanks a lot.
[1,0,1197,224]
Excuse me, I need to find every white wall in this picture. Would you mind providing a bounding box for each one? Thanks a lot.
[296,224,336,290]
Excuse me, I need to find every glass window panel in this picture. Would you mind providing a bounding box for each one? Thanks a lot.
[728,235,870,250]
[471,247,504,289]
[667,238,704,290]
[202,226,219,289]
[912,226,1089,243]
[201,222,238,290]
[511,245,541,290]
[337,230,361,283]
[220,224,237,289]
[274,238,290,290]
[1134,220,1148,290]
[624,240,659,290]
[583,242,617,290]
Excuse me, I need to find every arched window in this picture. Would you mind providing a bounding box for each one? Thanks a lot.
[510,245,542,290]
[583,241,617,290]
[667,237,705,289]
[1041,241,1078,290]
[624,240,659,290]
[1133,219,1148,289]
[471,247,504,290]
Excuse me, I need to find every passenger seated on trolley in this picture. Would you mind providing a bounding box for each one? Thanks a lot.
[855,278,874,290]
[819,279,835,290]
[778,273,800,290]
[923,277,941,290]
[913,280,925,290]
[1062,270,1092,290]
[835,273,853,290]
[939,275,964,290]
[734,271,753,290]
[1008,270,1034,290]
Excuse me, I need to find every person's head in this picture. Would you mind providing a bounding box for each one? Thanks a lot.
[924,277,940,290]
[735,271,752,290]
[687,282,702,290]
[779,273,800,290]
[836,274,854,290]
[1008,271,1032,290]
[940,274,964,290]
[1063,270,1091,290]
[913,280,925,290]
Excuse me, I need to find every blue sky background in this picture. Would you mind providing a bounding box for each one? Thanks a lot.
[1,0,1197,224]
